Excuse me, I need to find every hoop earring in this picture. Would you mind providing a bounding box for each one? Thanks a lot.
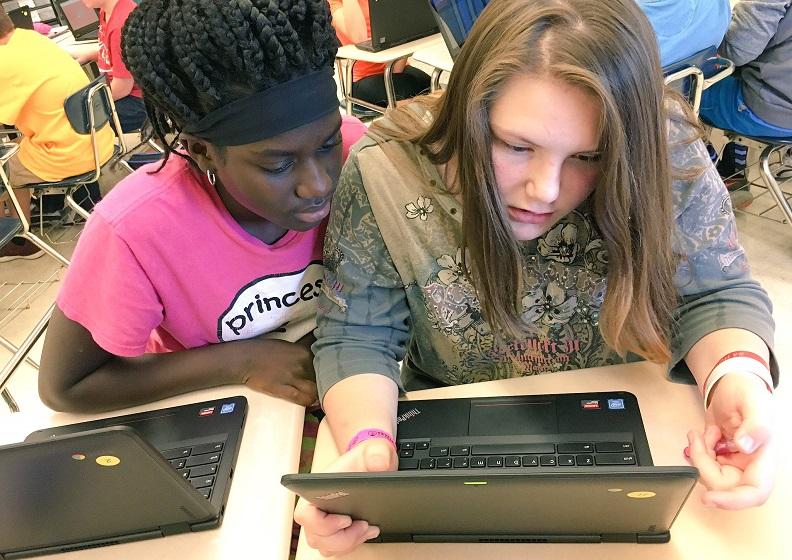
[206,169,217,186]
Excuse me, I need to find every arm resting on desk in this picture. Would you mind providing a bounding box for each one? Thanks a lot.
[323,373,400,452]
[38,306,318,412]
[66,42,99,65]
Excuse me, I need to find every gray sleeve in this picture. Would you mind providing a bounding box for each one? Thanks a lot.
[668,132,778,386]
[720,0,791,66]
[313,151,410,402]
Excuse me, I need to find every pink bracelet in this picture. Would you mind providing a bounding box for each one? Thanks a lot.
[345,428,396,452]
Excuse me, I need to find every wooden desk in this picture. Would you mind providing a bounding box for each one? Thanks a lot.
[411,41,454,92]
[0,386,305,560]
[296,361,789,559]
[335,34,445,114]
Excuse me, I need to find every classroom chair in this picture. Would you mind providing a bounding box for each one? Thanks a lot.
[662,46,734,115]
[0,142,70,413]
[21,75,131,226]
[428,0,489,60]
[712,134,792,228]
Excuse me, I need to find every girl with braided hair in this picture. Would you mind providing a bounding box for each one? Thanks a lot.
[38,0,367,413]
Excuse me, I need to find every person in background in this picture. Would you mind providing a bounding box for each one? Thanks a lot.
[700,0,792,196]
[295,0,778,555]
[328,0,431,109]
[0,5,114,261]
[637,0,732,67]
[73,0,146,132]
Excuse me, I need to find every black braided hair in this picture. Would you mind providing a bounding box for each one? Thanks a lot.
[121,0,338,167]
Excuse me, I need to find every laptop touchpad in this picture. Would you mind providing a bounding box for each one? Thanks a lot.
[468,397,558,436]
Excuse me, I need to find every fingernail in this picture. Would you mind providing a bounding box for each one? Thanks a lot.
[683,446,690,458]
[365,527,380,540]
[738,435,756,453]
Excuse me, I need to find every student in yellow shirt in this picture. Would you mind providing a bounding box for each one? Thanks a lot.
[0,6,114,261]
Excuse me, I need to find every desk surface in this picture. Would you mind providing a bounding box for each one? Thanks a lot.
[336,34,444,64]
[411,41,454,73]
[296,361,790,559]
[0,386,305,560]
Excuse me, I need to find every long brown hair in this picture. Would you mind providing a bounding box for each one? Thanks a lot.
[372,0,681,363]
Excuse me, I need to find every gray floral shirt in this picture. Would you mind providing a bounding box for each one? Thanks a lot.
[314,114,776,399]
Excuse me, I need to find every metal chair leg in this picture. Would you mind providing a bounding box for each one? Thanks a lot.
[758,144,792,226]
[65,188,91,221]
[0,302,55,413]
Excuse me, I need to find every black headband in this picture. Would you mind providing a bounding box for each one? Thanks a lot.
[182,70,339,147]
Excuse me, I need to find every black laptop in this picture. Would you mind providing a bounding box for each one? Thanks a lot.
[7,6,34,30]
[0,395,247,558]
[356,0,439,52]
[282,391,699,544]
[53,0,98,42]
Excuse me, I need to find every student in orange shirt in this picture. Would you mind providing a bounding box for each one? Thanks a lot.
[328,0,431,108]
[0,6,114,261]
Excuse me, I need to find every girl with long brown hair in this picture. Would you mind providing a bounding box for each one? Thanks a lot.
[297,0,778,553]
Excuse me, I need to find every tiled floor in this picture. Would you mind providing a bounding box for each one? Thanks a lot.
[1,141,790,419]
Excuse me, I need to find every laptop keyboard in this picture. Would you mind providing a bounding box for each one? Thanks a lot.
[397,440,637,470]
[159,441,224,499]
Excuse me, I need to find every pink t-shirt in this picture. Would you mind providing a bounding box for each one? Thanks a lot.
[57,115,367,357]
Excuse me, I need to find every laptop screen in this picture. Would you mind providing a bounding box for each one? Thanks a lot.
[58,0,97,32]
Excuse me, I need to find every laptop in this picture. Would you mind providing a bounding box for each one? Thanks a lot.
[282,391,699,544]
[0,395,247,558]
[356,0,439,52]
[7,6,34,30]
[53,0,98,42]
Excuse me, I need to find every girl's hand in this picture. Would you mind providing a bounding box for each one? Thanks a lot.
[687,373,777,509]
[294,438,397,557]
[238,338,317,407]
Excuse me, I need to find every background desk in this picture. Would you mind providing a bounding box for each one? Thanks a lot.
[296,361,790,559]
[0,386,305,560]
[411,41,454,92]
[335,34,445,114]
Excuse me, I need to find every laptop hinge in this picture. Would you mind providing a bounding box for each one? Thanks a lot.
[3,530,163,559]
[161,522,192,536]
[636,532,671,544]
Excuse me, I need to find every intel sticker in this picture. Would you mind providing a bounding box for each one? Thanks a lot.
[607,398,625,410]
[220,403,236,414]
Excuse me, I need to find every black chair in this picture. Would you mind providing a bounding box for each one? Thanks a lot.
[0,144,70,266]
[21,75,131,224]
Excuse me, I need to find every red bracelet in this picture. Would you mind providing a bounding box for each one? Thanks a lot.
[701,351,770,396]
[346,429,397,452]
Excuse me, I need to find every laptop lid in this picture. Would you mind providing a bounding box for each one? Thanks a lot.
[0,426,218,559]
[25,396,247,534]
[53,0,98,39]
[283,468,698,544]
[7,6,34,30]
[365,0,438,51]
[282,392,699,543]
